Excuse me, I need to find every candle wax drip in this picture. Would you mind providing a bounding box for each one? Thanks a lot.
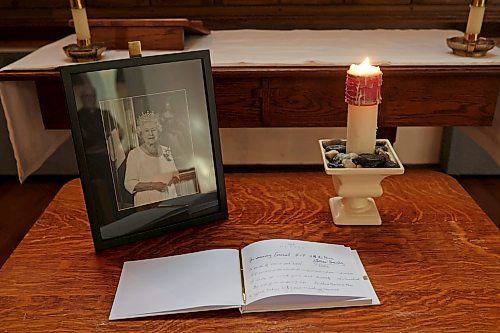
[345,74,383,106]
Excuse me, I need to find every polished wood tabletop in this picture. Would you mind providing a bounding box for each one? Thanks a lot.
[0,170,499,332]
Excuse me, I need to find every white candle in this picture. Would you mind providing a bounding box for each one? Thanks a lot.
[465,5,486,35]
[345,57,383,155]
[128,41,142,58]
[71,7,91,41]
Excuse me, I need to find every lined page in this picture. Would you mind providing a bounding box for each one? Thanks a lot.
[241,239,369,305]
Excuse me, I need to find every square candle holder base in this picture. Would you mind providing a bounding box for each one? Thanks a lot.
[329,197,381,225]
[319,139,404,226]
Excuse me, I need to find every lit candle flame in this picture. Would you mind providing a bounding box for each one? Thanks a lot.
[347,57,381,76]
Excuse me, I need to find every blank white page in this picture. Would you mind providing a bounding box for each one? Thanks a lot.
[109,249,243,320]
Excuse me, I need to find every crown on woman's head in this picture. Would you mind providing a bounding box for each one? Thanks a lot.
[137,110,159,123]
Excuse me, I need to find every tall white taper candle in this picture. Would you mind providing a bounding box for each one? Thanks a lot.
[465,4,486,35]
[69,0,91,44]
[345,58,383,155]
[71,8,91,41]
[346,104,378,154]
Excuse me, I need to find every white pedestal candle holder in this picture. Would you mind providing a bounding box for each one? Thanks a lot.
[319,139,404,226]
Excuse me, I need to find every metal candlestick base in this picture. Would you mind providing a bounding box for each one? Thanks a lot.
[319,139,405,226]
[63,42,106,62]
[446,36,496,57]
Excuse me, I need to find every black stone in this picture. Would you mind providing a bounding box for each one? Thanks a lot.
[324,150,339,162]
[384,160,399,168]
[322,139,343,148]
[324,140,399,168]
[375,148,390,160]
[354,154,387,168]
[325,145,346,153]
[327,162,344,168]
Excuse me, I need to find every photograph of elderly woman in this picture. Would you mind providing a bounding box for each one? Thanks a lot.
[65,53,225,247]
[99,90,199,210]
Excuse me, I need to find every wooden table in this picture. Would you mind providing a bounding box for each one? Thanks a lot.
[0,170,499,332]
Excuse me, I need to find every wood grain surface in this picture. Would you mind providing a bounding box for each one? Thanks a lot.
[2,66,498,130]
[1,2,500,38]
[69,19,211,50]
[0,170,499,332]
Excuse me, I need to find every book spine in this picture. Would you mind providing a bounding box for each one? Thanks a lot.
[239,250,246,304]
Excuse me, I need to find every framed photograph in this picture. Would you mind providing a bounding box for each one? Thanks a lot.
[60,50,227,251]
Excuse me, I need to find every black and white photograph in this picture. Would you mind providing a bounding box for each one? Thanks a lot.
[60,51,227,250]
[98,90,198,210]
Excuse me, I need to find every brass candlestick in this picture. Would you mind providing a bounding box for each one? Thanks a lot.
[63,42,106,63]
[63,0,106,62]
[447,0,496,57]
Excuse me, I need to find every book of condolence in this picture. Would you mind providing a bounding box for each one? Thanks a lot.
[109,239,379,320]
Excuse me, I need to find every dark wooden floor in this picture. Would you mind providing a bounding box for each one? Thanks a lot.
[0,173,498,268]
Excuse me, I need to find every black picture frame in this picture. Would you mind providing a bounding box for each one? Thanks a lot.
[60,50,227,251]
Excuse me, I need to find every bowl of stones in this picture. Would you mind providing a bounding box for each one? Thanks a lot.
[318,138,404,225]
[319,138,403,174]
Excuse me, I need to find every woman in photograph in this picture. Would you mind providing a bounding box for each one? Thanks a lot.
[124,111,180,207]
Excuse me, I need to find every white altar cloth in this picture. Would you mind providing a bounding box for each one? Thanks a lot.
[1,29,499,181]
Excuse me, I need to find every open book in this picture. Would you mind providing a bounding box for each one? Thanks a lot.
[109,239,379,320]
